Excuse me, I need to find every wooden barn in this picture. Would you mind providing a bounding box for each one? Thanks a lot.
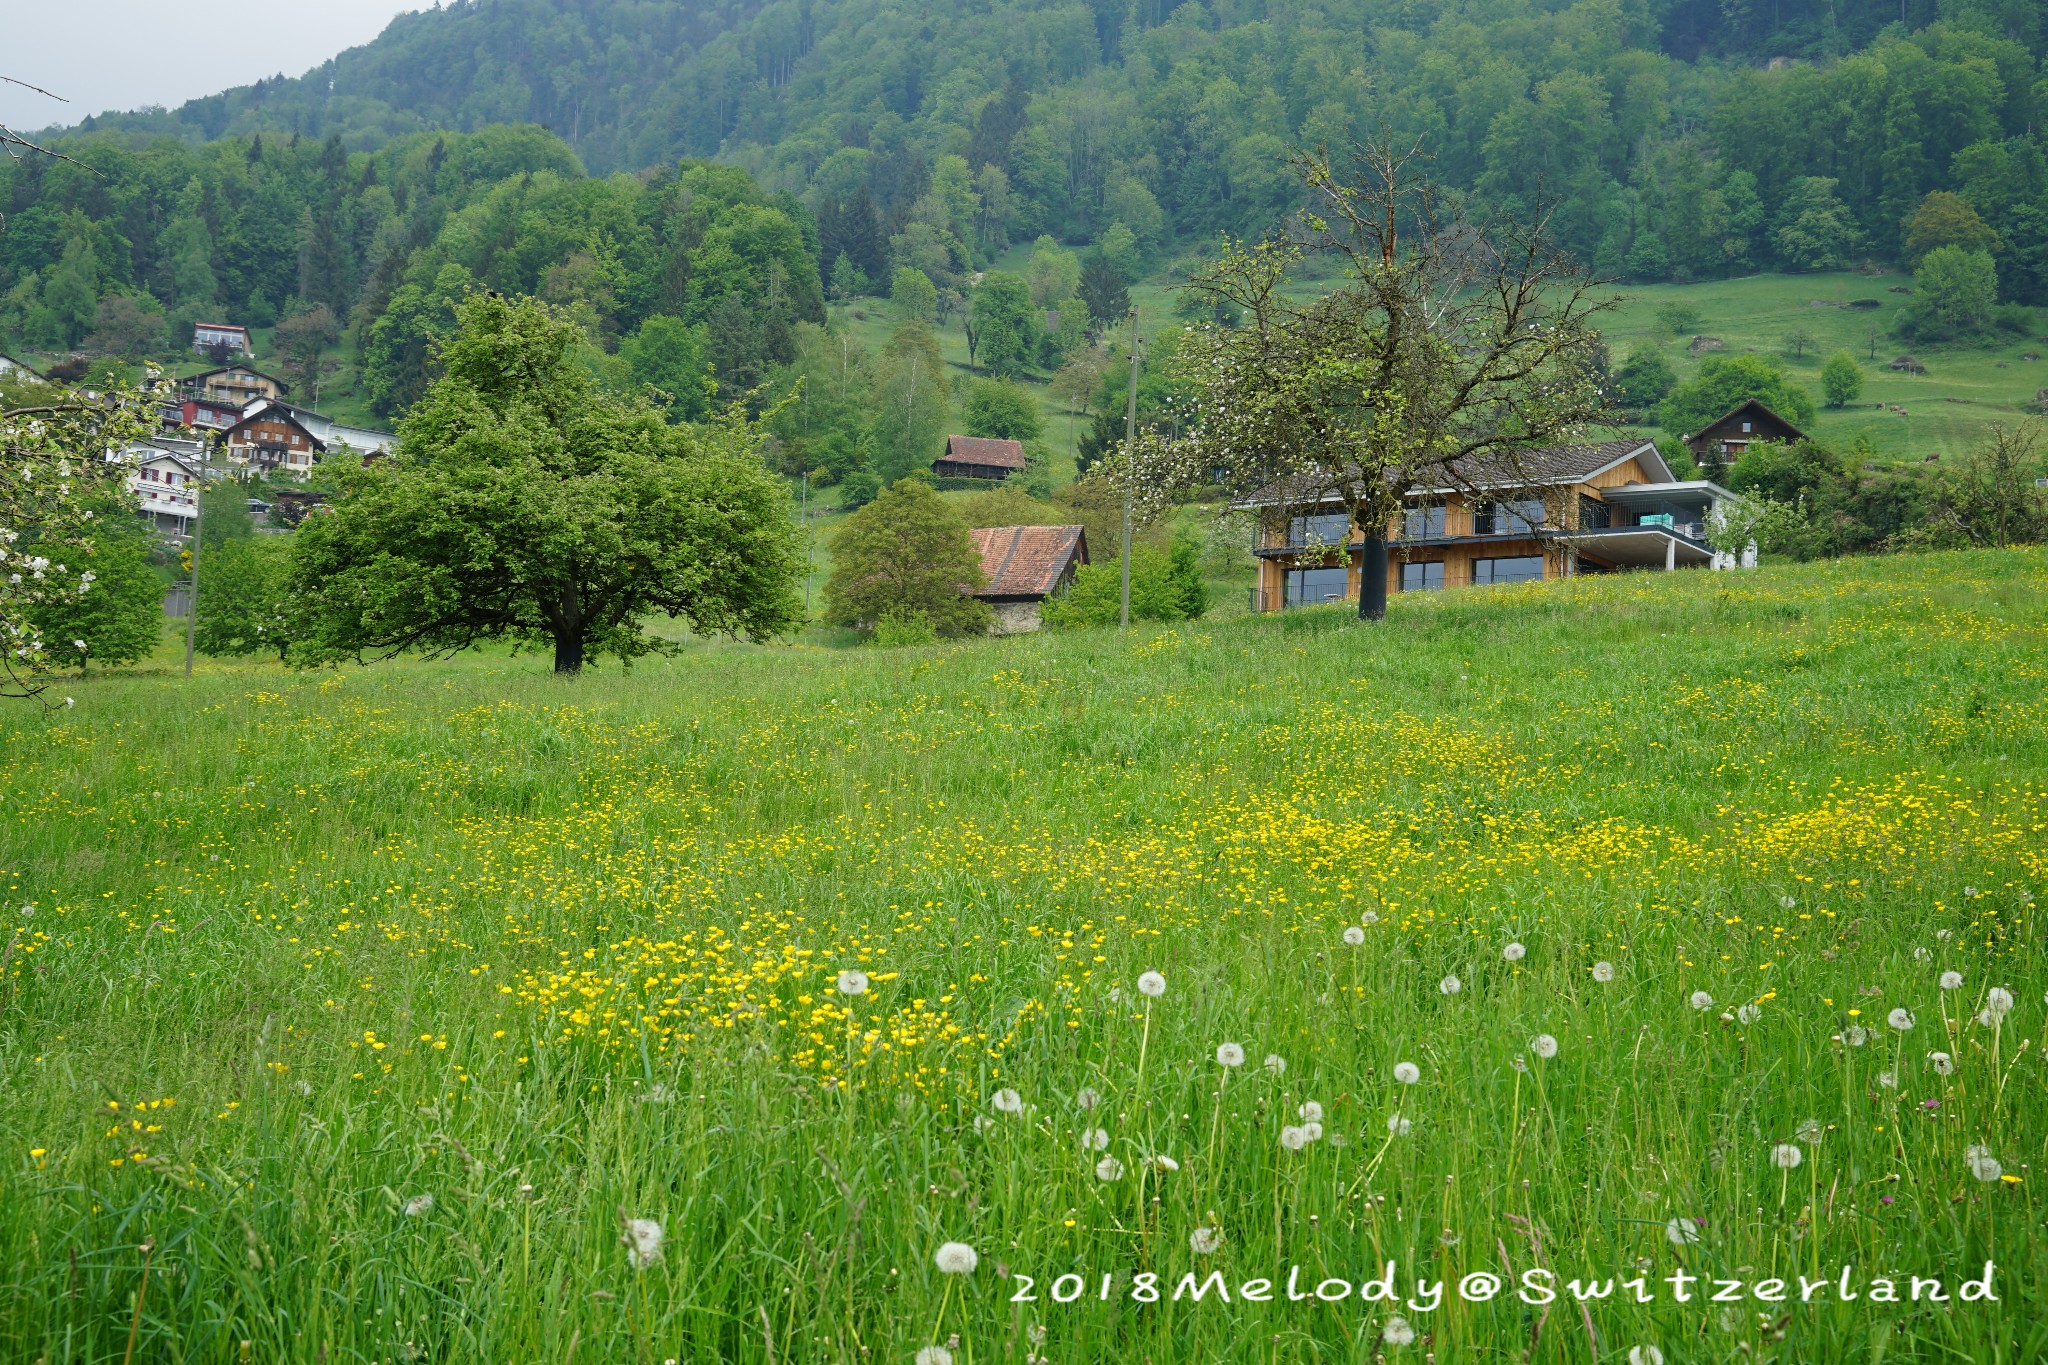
[933,435,1028,481]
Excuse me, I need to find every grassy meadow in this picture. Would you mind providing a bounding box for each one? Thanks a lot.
[3,550,2046,1363]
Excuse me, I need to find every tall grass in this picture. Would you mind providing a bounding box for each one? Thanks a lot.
[2,549,2044,1363]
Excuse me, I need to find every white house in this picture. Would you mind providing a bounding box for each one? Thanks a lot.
[118,441,210,536]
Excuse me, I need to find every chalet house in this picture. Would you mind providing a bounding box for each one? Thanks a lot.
[221,401,327,477]
[1682,399,1805,467]
[181,365,289,407]
[118,440,209,537]
[162,395,248,433]
[269,401,396,459]
[969,524,1088,634]
[192,323,252,357]
[934,435,1028,481]
[1243,439,1750,612]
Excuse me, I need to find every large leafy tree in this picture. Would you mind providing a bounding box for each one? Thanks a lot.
[968,272,1038,376]
[1120,139,1612,621]
[288,293,806,674]
[1659,354,1818,436]
[194,536,293,661]
[29,516,164,675]
[823,477,992,637]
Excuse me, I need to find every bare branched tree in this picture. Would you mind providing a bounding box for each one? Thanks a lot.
[0,75,93,171]
[1112,137,1615,619]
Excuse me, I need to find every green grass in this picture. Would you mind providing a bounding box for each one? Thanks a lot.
[3,550,2045,1362]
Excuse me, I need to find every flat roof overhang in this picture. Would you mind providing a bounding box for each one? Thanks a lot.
[1567,527,1716,568]
[1596,480,1732,510]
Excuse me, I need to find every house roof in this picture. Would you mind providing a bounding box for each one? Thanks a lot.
[941,435,1028,470]
[1682,399,1806,445]
[1237,439,1671,509]
[969,525,1088,597]
[225,401,327,450]
[193,323,251,336]
[189,364,290,394]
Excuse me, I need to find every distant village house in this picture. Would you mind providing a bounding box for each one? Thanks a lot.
[1681,399,1805,467]
[969,524,1088,634]
[934,435,1028,481]
[180,364,290,407]
[223,401,327,476]
[191,323,252,358]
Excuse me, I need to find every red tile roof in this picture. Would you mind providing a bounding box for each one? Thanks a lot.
[969,525,1089,598]
[942,435,1028,470]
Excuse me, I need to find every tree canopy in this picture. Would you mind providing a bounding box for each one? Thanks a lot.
[823,477,991,638]
[1659,354,1817,439]
[287,293,806,673]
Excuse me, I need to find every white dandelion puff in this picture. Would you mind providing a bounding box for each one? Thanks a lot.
[934,1242,978,1275]
[1301,1121,1323,1141]
[402,1193,435,1217]
[1779,895,1796,910]
[916,1348,953,1365]
[1503,942,1527,962]
[1343,926,1366,946]
[1361,910,1380,925]
[991,1088,1023,1115]
[1094,1155,1125,1181]
[1736,1004,1761,1025]
[1629,1347,1665,1365]
[1845,1025,1868,1046]
[1298,1100,1324,1122]
[1081,1128,1109,1152]
[1913,946,1932,963]
[1888,1008,1915,1031]
[1939,971,1963,991]
[1796,1118,1823,1144]
[1382,1316,1416,1347]
[1279,1125,1311,1151]
[1770,1143,1802,1170]
[1592,961,1616,983]
[1969,1151,2003,1182]
[1076,1086,1101,1110]
[1387,1114,1412,1136]
[836,970,869,995]
[1529,1034,1558,1059]
[1146,1153,1179,1172]
[622,1218,664,1269]
[1393,1061,1420,1085]
[1438,973,1462,995]
[1189,1227,1222,1254]
[1878,1069,1899,1089]
[1929,1051,1954,1075]
[1264,1054,1286,1075]
[1136,971,1166,998]
[1216,1042,1245,1067]
[1987,986,2014,1017]
[1665,1217,1699,1247]
[1689,991,1713,1011]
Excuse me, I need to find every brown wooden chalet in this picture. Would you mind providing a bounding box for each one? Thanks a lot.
[1682,399,1805,466]
[1239,439,1751,611]
[221,401,327,477]
[933,435,1028,481]
[968,524,1088,634]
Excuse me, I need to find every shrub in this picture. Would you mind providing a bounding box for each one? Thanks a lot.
[872,607,937,647]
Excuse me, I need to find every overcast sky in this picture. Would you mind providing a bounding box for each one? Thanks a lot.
[2,2,423,133]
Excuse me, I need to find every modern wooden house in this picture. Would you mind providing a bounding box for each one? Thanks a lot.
[934,435,1028,481]
[220,401,327,477]
[968,524,1088,633]
[1242,439,1749,612]
[192,323,252,357]
[1681,399,1805,466]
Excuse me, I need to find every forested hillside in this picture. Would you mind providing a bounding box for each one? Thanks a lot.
[36,0,2048,296]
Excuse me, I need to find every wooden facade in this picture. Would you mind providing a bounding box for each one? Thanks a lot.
[1247,442,1741,612]
[1681,399,1805,466]
[221,403,326,477]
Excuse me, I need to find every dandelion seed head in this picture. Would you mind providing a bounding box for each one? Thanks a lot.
[1503,942,1526,962]
[934,1242,978,1275]
[1844,1025,1868,1046]
[1529,1034,1558,1059]
[1387,1114,1412,1136]
[1094,1155,1125,1181]
[1189,1227,1221,1254]
[1438,973,1461,995]
[622,1218,664,1269]
[1665,1217,1699,1247]
[1343,926,1366,946]
[1393,1061,1420,1085]
[1136,971,1166,998]
[1264,1054,1286,1075]
[1279,1125,1311,1151]
[1796,1118,1823,1144]
[1382,1316,1416,1347]
[1689,991,1713,1010]
[1591,961,1616,983]
[1878,1069,1899,1089]
[1929,1051,1954,1075]
[1888,1008,1915,1031]
[1770,1142,1802,1170]
[1298,1100,1323,1122]
[836,970,869,995]
[1076,1086,1101,1110]
[916,1348,953,1365]
[402,1193,434,1217]
[1736,1004,1761,1025]
[1629,1347,1665,1365]
[1360,910,1380,925]
[1939,971,1963,991]
[1081,1127,1109,1151]
[1216,1042,1245,1067]
[991,1088,1023,1115]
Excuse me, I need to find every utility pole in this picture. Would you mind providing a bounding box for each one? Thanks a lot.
[800,469,811,616]
[1120,308,1140,632]
[183,449,205,677]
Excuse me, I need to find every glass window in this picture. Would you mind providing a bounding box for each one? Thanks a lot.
[1401,504,1447,540]
[1287,511,1351,546]
[1475,498,1544,535]
[1473,556,1545,585]
[1284,566,1349,606]
[1578,494,1611,530]
[1400,561,1445,592]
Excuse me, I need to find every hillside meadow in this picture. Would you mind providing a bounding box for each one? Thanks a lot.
[2,550,2045,1363]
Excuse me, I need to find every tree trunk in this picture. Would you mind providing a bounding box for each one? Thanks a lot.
[1357,536,1388,621]
[552,580,584,674]
[554,632,584,674]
